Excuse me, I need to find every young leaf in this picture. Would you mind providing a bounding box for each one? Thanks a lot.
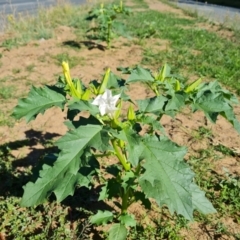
[126,66,154,83]
[108,224,127,240]
[12,86,65,123]
[89,210,113,225]
[21,125,107,207]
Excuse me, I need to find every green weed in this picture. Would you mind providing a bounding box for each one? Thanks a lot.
[125,9,240,94]
[25,64,35,73]
[52,52,85,67]
[12,68,21,74]
[0,85,15,99]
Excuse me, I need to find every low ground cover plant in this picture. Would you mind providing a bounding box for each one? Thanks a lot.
[12,61,240,239]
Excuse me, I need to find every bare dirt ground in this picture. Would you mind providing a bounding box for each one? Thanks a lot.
[0,0,239,239]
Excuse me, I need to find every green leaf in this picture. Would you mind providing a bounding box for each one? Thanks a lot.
[126,66,154,83]
[12,86,65,123]
[193,94,231,123]
[99,178,121,201]
[21,125,107,207]
[137,96,167,114]
[89,210,113,225]
[221,109,240,134]
[139,136,214,220]
[165,93,185,111]
[191,183,216,214]
[138,115,165,133]
[119,214,136,227]
[108,224,127,240]
[68,100,99,115]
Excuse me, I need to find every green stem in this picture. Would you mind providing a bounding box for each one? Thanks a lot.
[107,21,111,49]
[93,151,114,158]
[135,163,141,176]
[111,139,130,171]
[121,189,129,214]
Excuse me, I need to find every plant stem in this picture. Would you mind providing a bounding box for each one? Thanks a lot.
[107,21,111,49]
[121,189,129,214]
[111,139,130,171]
[135,163,141,176]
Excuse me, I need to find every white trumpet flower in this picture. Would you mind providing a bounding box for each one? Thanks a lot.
[92,89,120,116]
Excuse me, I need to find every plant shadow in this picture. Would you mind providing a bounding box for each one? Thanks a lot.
[0,129,113,239]
[62,39,106,51]
[62,40,82,49]
[80,40,106,51]
[0,129,60,197]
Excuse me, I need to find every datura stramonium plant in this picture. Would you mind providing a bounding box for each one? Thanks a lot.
[12,61,240,240]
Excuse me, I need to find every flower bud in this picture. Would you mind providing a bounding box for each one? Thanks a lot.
[98,68,111,94]
[175,80,181,91]
[81,89,91,100]
[127,104,136,121]
[185,78,202,93]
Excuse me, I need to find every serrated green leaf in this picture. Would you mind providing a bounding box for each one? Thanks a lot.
[99,178,121,201]
[139,137,197,220]
[138,115,165,134]
[119,214,136,227]
[12,86,65,123]
[221,109,240,133]
[127,66,154,83]
[21,125,107,207]
[90,210,113,225]
[191,183,216,214]
[193,94,231,123]
[137,96,167,114]
[108,224,127,240]
[165,93,185,111]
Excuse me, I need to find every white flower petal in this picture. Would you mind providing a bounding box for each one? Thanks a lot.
[92,95,101,105]
[99,104,107,116]
[111,94,121,105]
[91,89,120,116]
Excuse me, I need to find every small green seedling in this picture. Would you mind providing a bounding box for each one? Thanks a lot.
[86,1,131,49]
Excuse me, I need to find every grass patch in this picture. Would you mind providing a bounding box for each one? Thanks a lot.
[2,2,89,48]
[52,52,85,67]
[125,9,240,94]
[0,85,15,99]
